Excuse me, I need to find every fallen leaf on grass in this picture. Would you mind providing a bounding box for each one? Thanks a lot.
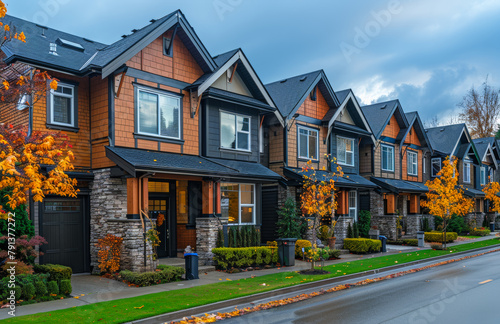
[134,305,144,309]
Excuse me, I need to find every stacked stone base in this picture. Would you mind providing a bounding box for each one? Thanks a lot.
[196,217,228,265]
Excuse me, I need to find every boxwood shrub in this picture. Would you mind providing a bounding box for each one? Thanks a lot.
[33,264,72,284]
[295,240,312,258]
[60,280,72,295]
[119,265,184,287]
[212,246,278,270]
[469,228,491,236]
[424,232,457,243]
[343,238,382,254]
[387,239,418,246]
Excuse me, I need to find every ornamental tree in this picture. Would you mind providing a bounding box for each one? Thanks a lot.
[421,157,474,249]
[482,180,500,219]
[300,155,343,269]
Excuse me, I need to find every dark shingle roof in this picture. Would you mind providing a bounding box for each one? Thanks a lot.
[284,167,378,189]
[361,100,400,137]
[265,70,322,119]
[213,49,239,67]
[335,89,351,104]
[207,158,282,180]
[1,15,107,73]
[322,89,351,122]
[472,139,489,161]
[370,177,428,193]
[425,124,465,155]
[462,186,485,198]
[204,88,274,111]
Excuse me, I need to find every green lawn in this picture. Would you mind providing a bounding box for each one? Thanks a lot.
[5,238,500,324]
[459,235,482,239]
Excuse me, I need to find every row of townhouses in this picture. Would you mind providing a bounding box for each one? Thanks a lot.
[1,11,498,273]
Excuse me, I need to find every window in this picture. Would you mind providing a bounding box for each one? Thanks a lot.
[490,168,494,183]
[298,126,319,160]
[221,183,255,225]
[431,158,441,177]
[423,156,426,174]
[163,37,173,56]
[381,144,394,172]
[463,161,471,183]
[480,167,486,185]
[220,112,250,151]
[337,136,354,166]
[259,125,264,153]
[348,191,357,221]
[407,151,418,176]
[137,87,181,139]
[49,83,76,127]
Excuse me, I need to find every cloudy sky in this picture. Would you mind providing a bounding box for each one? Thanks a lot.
[6,0,500,125]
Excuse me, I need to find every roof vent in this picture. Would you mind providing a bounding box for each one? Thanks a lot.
[150,19,157,23]
[440,128,445,132]
[56,38,84,51]
[36,24,47,37]
[131,29,138,33]
[121,35,128,38]
[49,43,58,56]
[280,79,287,83]
[300,76,307,82]
[83,38,94,43]
[380,104,387,109]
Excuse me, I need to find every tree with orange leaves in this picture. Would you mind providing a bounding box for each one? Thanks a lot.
[421,157,474,249]
[482,180,500,222]
[300,155,343,269]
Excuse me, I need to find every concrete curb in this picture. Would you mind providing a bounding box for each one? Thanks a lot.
[129,242,500,324]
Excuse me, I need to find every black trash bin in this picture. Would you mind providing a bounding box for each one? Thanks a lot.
[184,253,199,280]
[490,222,496,232]
[276,238,297,266]
[379,235,387,253]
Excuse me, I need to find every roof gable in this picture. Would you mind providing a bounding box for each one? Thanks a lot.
[400,112,433,153]
[361,100,408,140]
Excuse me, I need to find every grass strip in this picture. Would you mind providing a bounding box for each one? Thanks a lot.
[4,238,500,324]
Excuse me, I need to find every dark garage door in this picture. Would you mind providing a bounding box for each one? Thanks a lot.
[261,186,279,243]
[40,197,89,273]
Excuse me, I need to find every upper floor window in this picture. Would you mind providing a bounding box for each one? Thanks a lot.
[337,136,354,166]
[480,167,486,185]
[431,158,441,177]
[463,161,471,183]
[220,112,250,151]
[423,156,426,174]
[49,83,76,128]
[489,168,494,183]
[221,183,255,225]
[298,126,318,160]
[381,144,394,172]
[259,125,264,153]
[137,87,181,139]
[407,151,418,176]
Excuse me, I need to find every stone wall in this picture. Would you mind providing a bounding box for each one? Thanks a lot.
[463,212,485,230]
[406,214,421,236]
[196,217,228,265]
[334,216,354,247]
[369,191,384,216]
[371,215,398,240]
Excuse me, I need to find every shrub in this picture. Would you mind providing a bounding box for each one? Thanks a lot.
[470,228,491,236]
[343,238,381,254]
[353,222,359,238]
[2,260,33,275]
[120,266,184,287]
[422,217,432,232]
[317,225,330,242]
[266,241,277,247]
[276,197,307,239]
[13,286,21,300]
[0,235,47,270]
[34,280,48,297]
[347,223,353,238]
[387,239,418,246]
[216,229,224,248]
[319,247,340,260]
[96,234,123,274]
[295,240,312,258]
[358,210,371,238]
[60,280,72,295]
[430,243,444,250]
[212,247,278,270]
[34,264,72,284]
[47,281,59,295]
[424,232,457,243]
[23,283,36,300]
[0,189,34,238]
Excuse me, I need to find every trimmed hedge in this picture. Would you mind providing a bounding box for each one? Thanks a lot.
[343,238,382,254]
[119,266,184,287]
[469,228,491,236]
[295,240,312,258]
[60,280,72,295]
[47,281,59,295]
[212,246,278,270]
[387,239,418,246]
[424,232,457,243]
[34,264,72,284]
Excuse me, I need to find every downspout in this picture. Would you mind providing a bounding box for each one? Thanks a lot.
[283,122,288,167]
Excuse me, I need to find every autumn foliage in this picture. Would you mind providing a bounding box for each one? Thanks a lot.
[97,234,123,274]
[421,157,474,248]
[482,180,500,213]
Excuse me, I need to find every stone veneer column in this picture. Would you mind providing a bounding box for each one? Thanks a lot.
[371,215,398,240]
[334,216,353,248]
[90,168,157,273]
[406,214,422,236]
[196,217,228,265]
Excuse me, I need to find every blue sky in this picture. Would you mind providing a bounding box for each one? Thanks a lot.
[7,0,500,125]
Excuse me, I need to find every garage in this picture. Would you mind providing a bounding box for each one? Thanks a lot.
[39,196,90,273]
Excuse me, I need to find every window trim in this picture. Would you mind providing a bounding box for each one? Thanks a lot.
[135,85,182,140]
[297,125,319,160]
[407,150,418,176]
[336,136,355,167]
[480,166,486,186]
[423,156,426,174]
[463,160,471,183]
[221,183,256,225]
[219,110,252,152]
[46,80,79,132]
[381,144,395,172]
[348,191,357,221]
[259,124,264,153]
[431,157,441,177]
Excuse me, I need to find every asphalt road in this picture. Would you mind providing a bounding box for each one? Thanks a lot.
[218,250,500,324]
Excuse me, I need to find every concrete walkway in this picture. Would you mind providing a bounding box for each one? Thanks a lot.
[0,233,497,320]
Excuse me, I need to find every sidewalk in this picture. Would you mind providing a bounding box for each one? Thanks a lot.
[0,233,496,320]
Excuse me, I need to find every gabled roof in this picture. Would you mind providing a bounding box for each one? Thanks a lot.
[265,70,340,121]
[3,10,217,78]
[361,100,408,140]
[400,111,433,153]
[283,167,378,189]
[425,124,466,156]
[472,138,498,169]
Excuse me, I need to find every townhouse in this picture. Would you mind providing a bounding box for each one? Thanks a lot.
[1,11,283,273]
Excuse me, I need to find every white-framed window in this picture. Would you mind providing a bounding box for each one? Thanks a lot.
[431,158,441,177]
[463,161,471,183]
[337,136,354,166]
[348,191,357,221]
[298,126,319,160]
[480,167,486,185]
[489,168,494,183]
[50,83,75,127]
[407,151,418,176]
[259,125,264,153]
[381,144,394,172]
[221,183,255,225]
[136,87,181,139]
[220,111,251,151]
[423,156,426,174]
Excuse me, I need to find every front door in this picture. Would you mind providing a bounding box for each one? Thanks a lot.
[148,181,176,257]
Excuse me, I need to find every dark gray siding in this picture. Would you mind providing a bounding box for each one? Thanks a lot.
[330,131,360,174]
[203,99,260,162]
